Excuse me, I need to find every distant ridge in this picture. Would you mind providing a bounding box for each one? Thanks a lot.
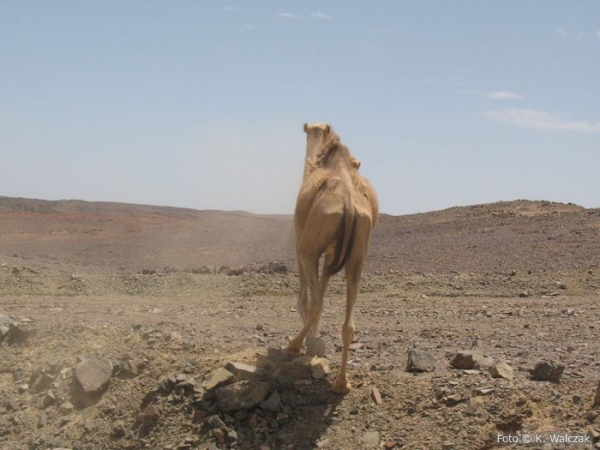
[0,195,598,274]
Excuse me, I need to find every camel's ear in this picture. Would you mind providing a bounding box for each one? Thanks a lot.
[303,123,309,133]
[351,157,361,170]
[325,124,331,134]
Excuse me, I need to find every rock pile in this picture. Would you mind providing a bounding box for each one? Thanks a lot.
[140,360,298,449]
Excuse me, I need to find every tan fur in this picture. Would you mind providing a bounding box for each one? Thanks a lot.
[287,123,379,393]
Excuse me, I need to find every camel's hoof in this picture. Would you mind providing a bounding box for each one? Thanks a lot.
[332,378,351,394]
[285,343,302,355]
[306,336,326,357]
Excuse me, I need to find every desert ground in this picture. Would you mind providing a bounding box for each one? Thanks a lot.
[1,196,599,450]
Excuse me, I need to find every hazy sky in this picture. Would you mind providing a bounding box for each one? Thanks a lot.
[1,2,599,214]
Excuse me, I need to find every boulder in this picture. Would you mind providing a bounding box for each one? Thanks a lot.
[202,368,235,391]
[530,361,564,383]
[450,351,494,370]
[224,362,265,381]
[75,358,113,394]
[406,349,437,372]
[215,380,271,412]
[490,361,514,380]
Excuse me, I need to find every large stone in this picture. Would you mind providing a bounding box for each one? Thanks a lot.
[490,361,514,380]
[406,349,436,373]
[202,368,235,391]
[450,351,494,370]
[530,361,564,383]
[75,358,113,394]
[215,380,271,412]
[224,362,265,381]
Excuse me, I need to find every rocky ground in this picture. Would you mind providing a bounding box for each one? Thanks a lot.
[1,197,600,450]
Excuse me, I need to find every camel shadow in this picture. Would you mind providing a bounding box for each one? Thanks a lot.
[188,346,344,449]
[247,347,344,450]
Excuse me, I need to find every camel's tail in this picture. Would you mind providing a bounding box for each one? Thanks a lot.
[327,202,356,276]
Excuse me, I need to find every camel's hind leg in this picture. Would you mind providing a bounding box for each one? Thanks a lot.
[294,255,327,357]
[286,252,321,353]
[332,215,372,393]
[287,211,342,355]
[306,255,332,357]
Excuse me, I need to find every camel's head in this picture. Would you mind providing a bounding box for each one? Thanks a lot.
[303,123,339,157]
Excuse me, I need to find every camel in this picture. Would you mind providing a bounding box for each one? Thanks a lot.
[286,123,379,393]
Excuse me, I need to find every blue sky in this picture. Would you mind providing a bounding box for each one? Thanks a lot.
[1,1,599,214]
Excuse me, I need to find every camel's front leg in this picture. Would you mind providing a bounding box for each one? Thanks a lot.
[332,262,362,393]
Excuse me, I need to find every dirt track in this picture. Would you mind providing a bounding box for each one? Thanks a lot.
[1,197,599,450]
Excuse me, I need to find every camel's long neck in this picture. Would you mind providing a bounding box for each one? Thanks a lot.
[302,144,319,181]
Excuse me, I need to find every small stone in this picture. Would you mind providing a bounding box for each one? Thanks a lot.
[234,409,248,421]
[112,420,126,438]
[8,322,36,342]
[226,429,238,441]
[59,401,74,415]
[442,442,455,450]
[260,390,281,412]
[17,384,29,394]
[473,386,494,396]
[444,394,464,406]
[43,390,56,408]
[490,361,514,380]
[35,372,56,392]
[385,441,398,449]
[191,409,207,423]
[519,291,530,298]
[406,349,436,372]
[465,399,482,415]
[158,375,177,393]
[349,342,365,351]
[143,404,161,421]
[0,315,12,341]
[37,413,47,428]
[202,368,235,391]
[311,361,330,379]
[75,358,113,394]
[316,438,329,448]
[361,431,379,448]
[371,387,383,405]
[531,361,565,383]
[120,360,139,377]
[175,378,196,392]
[594,381,600,408]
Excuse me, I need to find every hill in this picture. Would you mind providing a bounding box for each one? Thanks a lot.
[1,196,598,274]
